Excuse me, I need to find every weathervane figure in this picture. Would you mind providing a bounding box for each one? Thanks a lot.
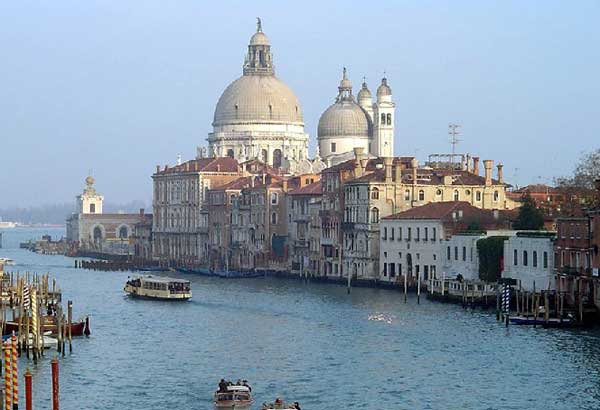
[256,17,262,32]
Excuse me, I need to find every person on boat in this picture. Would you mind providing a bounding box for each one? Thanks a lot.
[242,380,251,391]
[261,403,268,410]
[293,401,301,410]
[218,379,227,392]
[236,379,242,385]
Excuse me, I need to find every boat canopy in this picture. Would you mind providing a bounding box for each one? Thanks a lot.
[226,385,250,393]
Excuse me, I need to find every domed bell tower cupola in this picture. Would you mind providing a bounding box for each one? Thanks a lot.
[243,18,274,76]
[373,76,395,157]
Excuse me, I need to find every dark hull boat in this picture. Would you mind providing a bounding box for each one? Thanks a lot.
[3,316,89,336]
[508,315,581,328]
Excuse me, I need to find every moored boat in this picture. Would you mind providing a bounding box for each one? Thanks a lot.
[124,275,191,300]
[509,315,581,328]
[214,384,253,410]
[2,315,89,336]
[0,257,15,266]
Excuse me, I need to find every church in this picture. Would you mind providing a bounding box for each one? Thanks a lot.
[204,19,393,171]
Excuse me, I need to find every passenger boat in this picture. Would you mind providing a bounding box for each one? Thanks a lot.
[261,398,302,409]
[214,385,253,409]
[124,275,191,300]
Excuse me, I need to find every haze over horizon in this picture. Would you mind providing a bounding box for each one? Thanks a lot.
[1,1,599,208]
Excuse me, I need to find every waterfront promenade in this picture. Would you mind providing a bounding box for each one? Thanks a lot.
[3,228,600,409]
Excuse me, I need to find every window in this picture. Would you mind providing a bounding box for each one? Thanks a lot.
[523,250,528,266]
[331,142,336,153]
[432,228,437,241]
[418,190,425,201]
[493,191,499,201]
[404,190,410,201]
[454,246,458,260]
[386,113,392,125]
[381,113,386,125]
[514,249,518,265]
[407,227,412,240]
[371,187,379,200]
[398,227,403,240]
[447,246,451,260]
[270,193,278,205]
[416,228,420,241]
[370,207,379,223]
[390,228,395,240]
[453,190,460,201]
[476,191,482,201]
[271,212,277,224]
[462,246,466,261]
[389,263,396,277]
[543,252,548,269]
[118,226,128,239]
[89,203,96,213]
[424,227,428,241]
[533,251,538,267]
[383,227,388,240]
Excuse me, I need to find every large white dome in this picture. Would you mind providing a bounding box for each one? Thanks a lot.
[213,75,304,127]
[318,101,370,138]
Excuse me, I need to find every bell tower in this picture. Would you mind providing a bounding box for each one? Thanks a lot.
[373,77,395,157]
[77,176,104,215]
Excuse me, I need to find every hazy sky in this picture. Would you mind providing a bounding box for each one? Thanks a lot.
[1,1,599,208]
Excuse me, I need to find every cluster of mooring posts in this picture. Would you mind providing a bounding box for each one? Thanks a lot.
[2,337,61,410]
[495,278,592,328]
[0,262,88,408]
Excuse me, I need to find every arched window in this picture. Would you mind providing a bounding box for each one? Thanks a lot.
[453,190,460,201]
[371,187,379,200]
[270,193,278,205]
[93,226,103,242]
[418,190,425,201]
[271,212,277,225]
[226,149,234,158]
[476,191,482,201]
[514,249,518,265]
[447,246,451,260]
[533,251,538,267]
[381,113,386,125]
[404,189,410,201]
[118,226,129,239]
[261,149,268,164]
[543,251,548,268]
[273,149,282,168]
[386,113,392,125]
[370,207,379,223]
[493,191,499,201]
[89,203,96,213]
[523,250,528,266]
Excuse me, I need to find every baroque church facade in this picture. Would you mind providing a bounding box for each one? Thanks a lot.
[205,19,393,171]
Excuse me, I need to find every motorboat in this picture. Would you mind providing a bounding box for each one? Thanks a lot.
[0,258,15,266]
[214,385,253,410]
[124,275,191,300]
[261,398,302,410]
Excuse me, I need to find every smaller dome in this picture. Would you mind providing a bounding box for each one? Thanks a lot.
[377,78,392,97]
[250,31,270,46]
[85,176,95,186]
[318,101,370,138]
[357,81,372,100]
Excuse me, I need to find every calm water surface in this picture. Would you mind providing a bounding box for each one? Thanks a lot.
[2,228,600,410]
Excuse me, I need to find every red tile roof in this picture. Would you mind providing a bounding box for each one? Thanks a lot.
[289,181,322,196]
[155,157,240,175]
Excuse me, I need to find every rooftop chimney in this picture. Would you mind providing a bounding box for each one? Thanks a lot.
[497,163,504,184]
[282,179,288,192]
[411,158,418,185]
[185,162,190,172]
[139,208,145,217]
[353,147,365,178]
[472,157,480,176]
[384,157,393,183]
[466,153,471,172]
[164,164,169,172]
[483,160,493,186]
[394,165,401,183]
[156,165,160,174]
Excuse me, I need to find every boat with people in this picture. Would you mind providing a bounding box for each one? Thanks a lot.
[261,398,302,410]
[214,380,253,410]
[124,275,191,300]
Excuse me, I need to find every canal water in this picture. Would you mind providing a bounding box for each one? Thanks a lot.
[2,228,600,409]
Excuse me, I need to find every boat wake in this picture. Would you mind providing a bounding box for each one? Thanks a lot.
[368,313,395,324]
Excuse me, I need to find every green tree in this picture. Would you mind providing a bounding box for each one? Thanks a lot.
[513,195,544,230]
[555,148,600,209]
[477,236,508,282]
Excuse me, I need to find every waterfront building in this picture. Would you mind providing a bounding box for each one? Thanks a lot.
[132,212,153,263]
[555,217,591,276]
[287,179,322,276]
[502,232,556,291]
[379,201,514,285]
[66,176,149,256]
[318,69,395,163]
[342,151,517,281]
[151,157,243,265]
[207,19,317,173]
